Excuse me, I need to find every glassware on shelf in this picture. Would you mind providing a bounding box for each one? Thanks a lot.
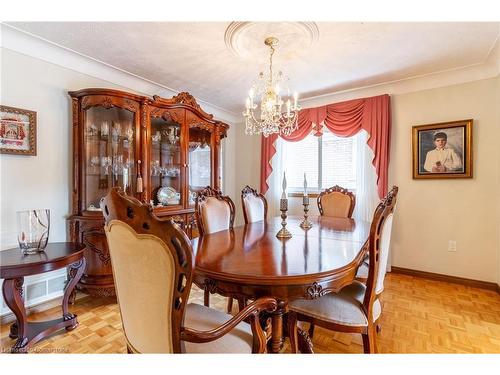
[122,158,133,191]
[101,156,112,175]
[125,125,134,142]
[17,209,50,255]
[164,167,180,177]
[90,156,100,167]
[151,160,161,176]
[167,127,179,144]
[101,121,109,137]
[152,131,161,143]
[112,122,121,142]
[112,155,124,182]
[87,123,98,136]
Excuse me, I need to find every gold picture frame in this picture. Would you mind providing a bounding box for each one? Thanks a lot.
[0,105,37,156]
[412,119,472,179]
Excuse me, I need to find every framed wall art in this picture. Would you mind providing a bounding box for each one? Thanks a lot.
[0,105,37,156]
[412,119,472,179]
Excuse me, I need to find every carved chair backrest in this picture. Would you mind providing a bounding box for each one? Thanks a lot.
[363,186,399,320]
[101,188,193,353]
[241,185,268,224]
[317,185,356,218]
[195,186,235,236]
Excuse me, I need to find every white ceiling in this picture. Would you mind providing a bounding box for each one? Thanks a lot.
[7,22,500,114]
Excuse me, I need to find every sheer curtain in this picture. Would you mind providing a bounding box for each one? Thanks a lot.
[352,130,379,223]
[266,137,285,219]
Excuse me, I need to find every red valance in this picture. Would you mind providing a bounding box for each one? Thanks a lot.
[260,94,391,199]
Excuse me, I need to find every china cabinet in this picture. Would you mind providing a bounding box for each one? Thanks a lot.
[68,88,229,296]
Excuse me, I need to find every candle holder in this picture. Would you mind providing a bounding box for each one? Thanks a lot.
[276,198,292,239]
[300,195,313,229]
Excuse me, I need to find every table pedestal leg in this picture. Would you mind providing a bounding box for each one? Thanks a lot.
[62,258,86,331]
[2,277,28,353]
[268,300,286,353]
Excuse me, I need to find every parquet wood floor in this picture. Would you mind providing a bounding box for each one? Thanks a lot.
[1,273,499,354]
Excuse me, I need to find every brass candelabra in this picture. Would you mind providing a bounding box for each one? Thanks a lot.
[300,194,313,229]
[276,198,292,238]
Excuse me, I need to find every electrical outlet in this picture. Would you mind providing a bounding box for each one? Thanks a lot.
[448,240,457,252]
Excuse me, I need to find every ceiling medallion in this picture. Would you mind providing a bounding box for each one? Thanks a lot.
[224,22,320,61]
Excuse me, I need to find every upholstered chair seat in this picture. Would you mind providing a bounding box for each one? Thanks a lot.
[289,281,381,327]
[317,185,356,218]
[184,303,253,353]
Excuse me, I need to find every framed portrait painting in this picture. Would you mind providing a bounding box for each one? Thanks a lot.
[0,105,37,156]
[412,119,472,179]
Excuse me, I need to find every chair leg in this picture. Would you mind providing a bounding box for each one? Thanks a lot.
[362,324,378,354]
[204,289,210,307]
[227,297,234,313]
[308,323,315,339]
[287,312,299,353]
[237,297,247,311]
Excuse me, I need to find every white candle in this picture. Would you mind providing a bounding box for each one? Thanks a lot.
[245,97,250,109]
[249,88,254,107]
[281,172,287,199]
[303,173,307,196]
[286,99,291,117]
[293,92,298,108]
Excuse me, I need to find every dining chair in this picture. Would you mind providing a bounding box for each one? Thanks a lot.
[241,185,267,224]
[317,185,356,218]
[356,194,398,284]
[101,187,277,353]
[288,186,399,354]
[195,186,238,312]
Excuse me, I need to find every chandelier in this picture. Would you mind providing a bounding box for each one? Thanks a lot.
[243,37,300,137]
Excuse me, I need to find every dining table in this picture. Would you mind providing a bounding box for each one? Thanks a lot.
[191,215,371,353]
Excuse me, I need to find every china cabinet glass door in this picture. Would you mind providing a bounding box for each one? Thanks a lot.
[149,117,183,207]
[188,127,212,207]
[84,106,136,211]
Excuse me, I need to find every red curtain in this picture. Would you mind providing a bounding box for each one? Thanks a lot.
[260,94,391,198]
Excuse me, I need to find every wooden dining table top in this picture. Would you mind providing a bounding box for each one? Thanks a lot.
[191,216,371,285]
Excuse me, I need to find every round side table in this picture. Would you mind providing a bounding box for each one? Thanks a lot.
[0,242,86,353]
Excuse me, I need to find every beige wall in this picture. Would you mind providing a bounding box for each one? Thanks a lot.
[390,77,499,283]
[233,77,500,284]
[232,122,261,225]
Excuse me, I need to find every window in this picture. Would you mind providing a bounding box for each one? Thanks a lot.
[282,129,357,192]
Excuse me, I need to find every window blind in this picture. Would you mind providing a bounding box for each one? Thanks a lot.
[282,129,357,191]
[282,133,319,190]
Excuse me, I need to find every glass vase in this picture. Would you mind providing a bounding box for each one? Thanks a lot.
[17,209,50,255]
